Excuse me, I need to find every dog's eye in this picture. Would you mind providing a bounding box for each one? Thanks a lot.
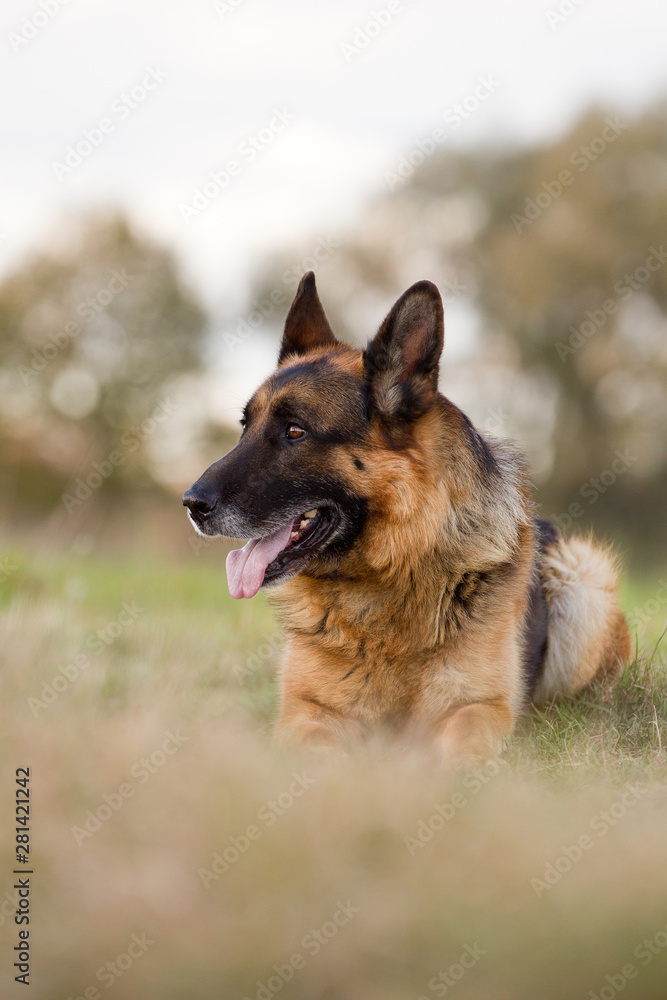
[286,424,306,440]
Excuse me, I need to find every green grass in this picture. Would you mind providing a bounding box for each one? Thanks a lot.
[1,543,667,999]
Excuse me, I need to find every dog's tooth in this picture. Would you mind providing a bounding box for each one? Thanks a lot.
[290,531,299,540]
[304,509,317,518]
[299,519,309,529]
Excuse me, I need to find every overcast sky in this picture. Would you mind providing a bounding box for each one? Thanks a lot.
[2,0,667,315]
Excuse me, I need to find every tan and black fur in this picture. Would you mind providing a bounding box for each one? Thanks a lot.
[184,273,631,765]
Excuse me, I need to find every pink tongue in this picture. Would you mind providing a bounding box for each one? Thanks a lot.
[226,521,294,599]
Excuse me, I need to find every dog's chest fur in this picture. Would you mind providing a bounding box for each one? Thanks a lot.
[273,558,525,727]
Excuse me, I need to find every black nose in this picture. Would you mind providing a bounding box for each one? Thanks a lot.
[182,489,216,515]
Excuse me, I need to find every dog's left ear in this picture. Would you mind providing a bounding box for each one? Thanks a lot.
[278,271,339,364]
[363,280,444,421]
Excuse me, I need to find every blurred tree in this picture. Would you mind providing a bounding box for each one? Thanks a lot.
[0,213,207,515]
[458,106,667,553]
[246,106,667,565]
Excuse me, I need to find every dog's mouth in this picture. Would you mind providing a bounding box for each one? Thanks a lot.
[226,506,339,599]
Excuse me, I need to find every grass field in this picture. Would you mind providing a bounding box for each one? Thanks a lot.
[1,541,667,1000]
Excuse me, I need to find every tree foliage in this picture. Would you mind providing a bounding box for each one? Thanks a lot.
[0,213,206,511]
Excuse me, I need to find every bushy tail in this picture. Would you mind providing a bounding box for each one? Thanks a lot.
[533,532,631,703]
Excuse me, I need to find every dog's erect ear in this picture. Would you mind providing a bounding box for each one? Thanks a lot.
[278,271,338,364]
[363,280,444,421]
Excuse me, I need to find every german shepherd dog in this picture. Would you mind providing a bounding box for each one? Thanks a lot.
[183,273,630,765]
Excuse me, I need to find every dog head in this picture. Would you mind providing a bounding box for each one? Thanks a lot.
[183,272,444,598]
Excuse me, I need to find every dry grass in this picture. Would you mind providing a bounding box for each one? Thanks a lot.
[1,544,667,999]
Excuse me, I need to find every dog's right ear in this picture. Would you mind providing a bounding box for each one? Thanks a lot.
[278,271,339,364]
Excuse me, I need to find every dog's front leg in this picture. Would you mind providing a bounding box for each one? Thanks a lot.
[435,699,514,767]
[274,693,363,753]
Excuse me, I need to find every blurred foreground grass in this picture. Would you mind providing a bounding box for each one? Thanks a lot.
[1,543,667,1000]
